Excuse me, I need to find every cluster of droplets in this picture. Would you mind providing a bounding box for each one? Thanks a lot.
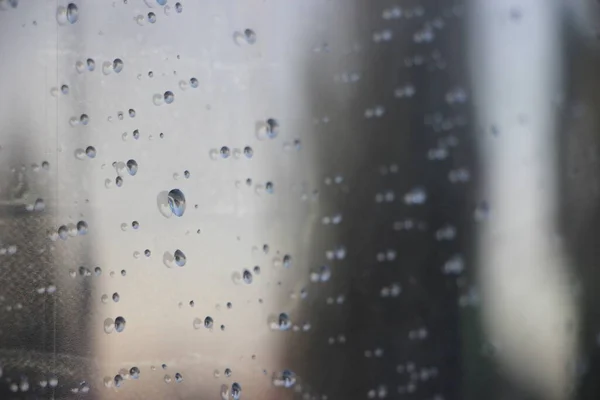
[103,316,126,334]
[364,105,385,118]
[52,221,88,240]
[392,218,427,232]
[209,146,254,160]
[56,3,78,25]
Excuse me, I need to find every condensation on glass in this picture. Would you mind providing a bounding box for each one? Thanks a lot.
[0,0,599,399]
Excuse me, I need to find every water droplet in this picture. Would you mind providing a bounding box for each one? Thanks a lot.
[128,108,135,118]
[242,270,253,284]
[85,146,96,158]
[116,176,123,187]
[133,129,140,140]
[271,312,291,331]
[266,118,279,138]
[64,3,79,24]
[220,146,231,159]
[148,12,156,23]
[80,114,89,125]
[167,189,186,216]
[175,373,183,383]
[193,317,203,329]
[310,265,331,282]
[126,159,138,176]
[190,77,198,88]
[243,146,253,159]
[174,249,186,266]
[114,375,123,388]
[77,220,88,235]
[244,29,256,44]
[104,318,115,334]
[61,84,69,94]
[265,182,274,194]
[113,58,124,73]
[164,91,174,104]
[175,2,182,13]
[283,254,292,268]
[273,370,296,388]
[115,316,126,332]
[58,225,68,240]
[253,265,261,274]
[204,316,214,329]
[231,382,242,399]
[184,170,190,179]
[86,58,95,71]
[130,367,140,379]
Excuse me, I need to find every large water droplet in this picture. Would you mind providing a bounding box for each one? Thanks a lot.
[231,382,242,399]
[113,58,124,73]
[66,3,78,24]
[126,159,138,176]
[174,249,186,266]
[115,316,126,332]
[167,189,186,216]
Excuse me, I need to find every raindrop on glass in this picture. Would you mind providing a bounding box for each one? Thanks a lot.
[126,159,138,176]
[66,3,78,24]
[167,189,186,216]
[114,316,126,332]
[174,249,186,267]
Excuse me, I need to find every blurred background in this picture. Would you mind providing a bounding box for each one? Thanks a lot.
[0,0,599,399]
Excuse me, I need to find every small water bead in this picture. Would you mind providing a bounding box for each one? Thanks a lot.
[273,370,296,388]
[80,114,89,125]
[61,84,69,94]
[65,3,79,24]
[58,225,68,240]
[175,2,182,12]
[243,146,253,159]
[164,91,174,104]
[220,146,231,159]
[86,58,95,71]
[190,77,198,88]
[174,249,186,266]
[266,118,279,138]
[104,318,115,334]
[126,159,138,176]
[168,189,186,216]
[265,182,274,193]
[184,170,190,179]
[283,254,292,268]
[85,146,96,158]
[148,12,156,23]
[204,316,214,329]
[130,367,140,379]
[95,267,102,276]
[443,255,465,275]
[114,374,124,388]
[77,220,88,235]
[310,265,332,282]
[113,316,126,332]
[242,269,253,284]
[231,383,242,399]
[175,373,183,383]
[112,292,120,302]
[404,187,427,205]
[253,265,261,274]
[116,176,123,187]
[272,312,292,331]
